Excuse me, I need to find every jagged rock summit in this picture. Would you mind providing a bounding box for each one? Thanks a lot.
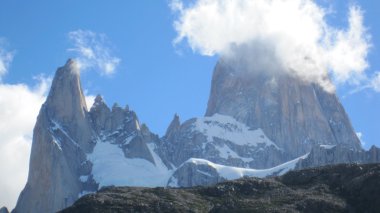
[205,58,361,160]
[14,59,171,213]
[14,59,94,213]
[13,59,380,213]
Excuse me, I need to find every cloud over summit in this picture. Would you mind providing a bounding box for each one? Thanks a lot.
[171,0,371,92]
[68,30,121,76]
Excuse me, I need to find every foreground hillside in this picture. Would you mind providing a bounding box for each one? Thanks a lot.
[61,163,380,213]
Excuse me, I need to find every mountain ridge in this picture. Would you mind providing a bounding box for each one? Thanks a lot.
[12,59,380,213]
[60,163,380,213]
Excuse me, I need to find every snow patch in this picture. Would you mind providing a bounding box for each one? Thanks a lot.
[49,120,79,148]
[320,144,336,149]
[186,153,309,180]
[193,114,279,149]
[79,175,89,182]
[196,169,213,177]
[216,144,253,162]
[78,191,93,198]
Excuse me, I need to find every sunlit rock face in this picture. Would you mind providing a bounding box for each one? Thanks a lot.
[13,60,170,213]
[205,59,362,161]
[14,59,95,213]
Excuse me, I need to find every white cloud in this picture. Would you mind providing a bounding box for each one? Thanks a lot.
[84,93,96,109]
[0,39,14,80]
[171,0,371,92]
[370,72,380,92]
[0,77,50,209]
[356,132,365,147]
[68,30,121,76]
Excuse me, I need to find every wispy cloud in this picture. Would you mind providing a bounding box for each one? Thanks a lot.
[68,30,121,76]
[356,132,366,147]
[342,71,380,97]
[370,72,380,92]
[170,0,371,93]
[0,39,14,80]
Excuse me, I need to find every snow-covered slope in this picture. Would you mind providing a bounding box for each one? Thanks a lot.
[167,154,309,187]
[193,114,279,148]
[161,113,285,169]
[88,141,172,188]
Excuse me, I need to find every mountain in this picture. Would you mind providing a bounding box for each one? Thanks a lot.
[160,113,284,169]
[13,60,172,213]
[13,59,380,213]
[205,58,362,163]
[61,163,380,213]
[14,59,94,213]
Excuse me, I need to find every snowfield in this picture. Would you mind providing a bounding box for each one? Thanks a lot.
[88,140,172,188]
[87,138,308,189]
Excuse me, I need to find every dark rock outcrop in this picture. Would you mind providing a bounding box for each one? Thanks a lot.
[61,163,380,213]
[297,144,380,169]
[0,207,9,213]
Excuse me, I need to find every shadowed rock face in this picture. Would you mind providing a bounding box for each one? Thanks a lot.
[205,59,361,160]
[60,163,380,213]
[297,144,380,169]
[0,207,9,213]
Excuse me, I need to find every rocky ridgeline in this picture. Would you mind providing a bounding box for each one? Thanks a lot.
[12,59,380,213]
[61,163,380,213]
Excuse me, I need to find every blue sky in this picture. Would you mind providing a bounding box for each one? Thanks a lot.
[0,0,379,208]
[0,0,377,143]
[0,0,217,133]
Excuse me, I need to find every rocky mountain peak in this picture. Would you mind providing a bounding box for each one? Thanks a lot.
[91,95,108,111]
[14,59,94,213]
[0,207,9,213]
[45,58,88,120]
[43,58,93,151]
[14,58,379,213]
[94,94,104,104]
[165,114,180,137]
[205,59,361,159]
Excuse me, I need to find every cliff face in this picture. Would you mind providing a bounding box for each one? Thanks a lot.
[14,60,94,213]
[205,59,362,159]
